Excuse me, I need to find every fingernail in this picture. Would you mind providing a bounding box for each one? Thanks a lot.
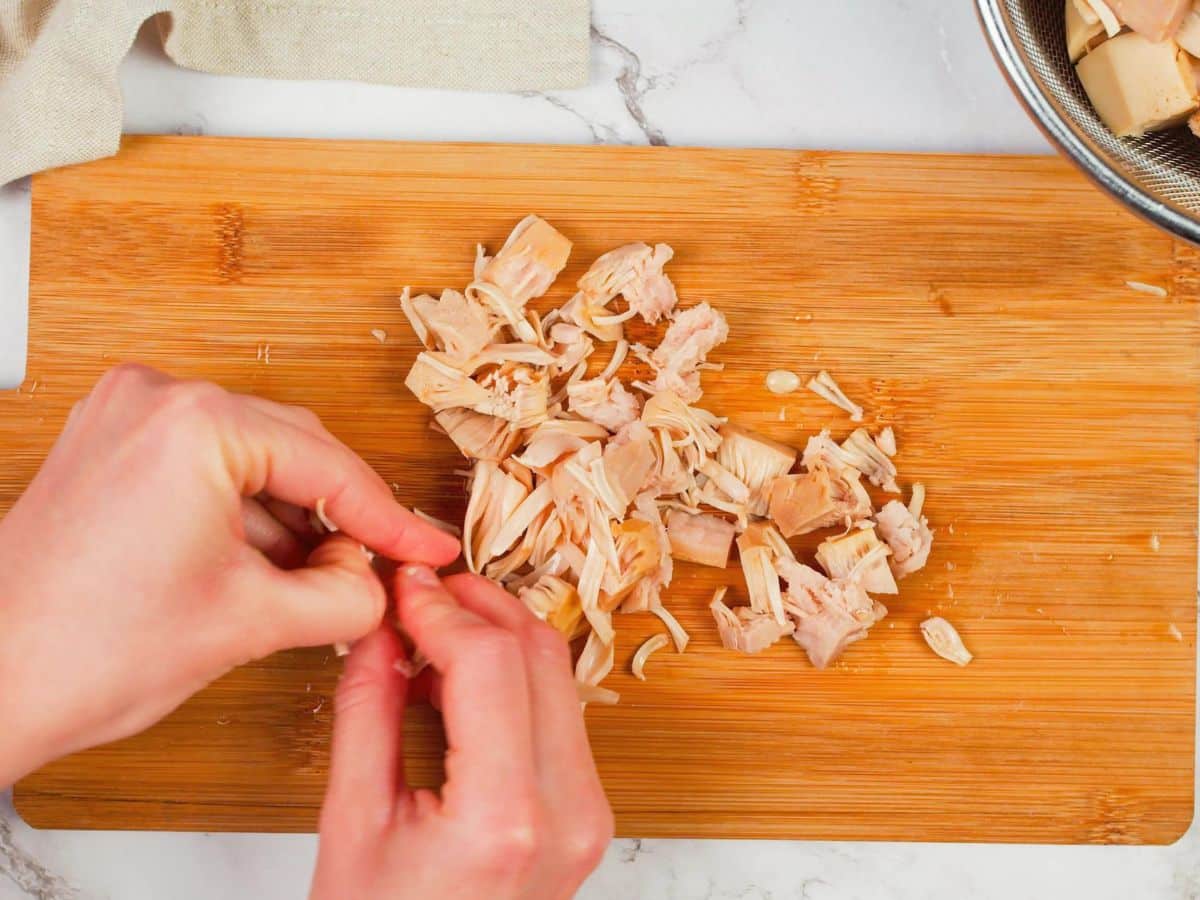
[398,564,440,589]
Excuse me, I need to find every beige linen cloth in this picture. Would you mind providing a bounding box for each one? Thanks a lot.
[0,0,589,184]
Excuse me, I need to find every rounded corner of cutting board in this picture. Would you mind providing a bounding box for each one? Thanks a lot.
[1151,809,1197,846]
[10,783,57,831]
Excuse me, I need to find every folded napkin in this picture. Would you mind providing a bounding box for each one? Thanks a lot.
[0,0,589,185]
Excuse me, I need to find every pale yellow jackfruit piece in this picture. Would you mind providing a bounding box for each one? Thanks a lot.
[1076,33,1198,136]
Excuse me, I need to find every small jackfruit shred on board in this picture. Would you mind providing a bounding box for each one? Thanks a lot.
[398,215,952,703]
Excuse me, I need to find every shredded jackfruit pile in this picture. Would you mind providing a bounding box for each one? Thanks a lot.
[400,215,938,703]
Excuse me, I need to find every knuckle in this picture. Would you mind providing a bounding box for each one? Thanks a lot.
[160,379,225,417]
[134,379,229,439]
[525,621,570,668]
[470,629,524,668]
[315,480,352,523]
[563,802,615,870]
[333,668,383,717]
[91,363,155,407]
[286,403,325,431]
[317,536,372,576]
[473,811,542,874]
[303,545,386,629]
[378,514,419,556]
[98,362,153,392]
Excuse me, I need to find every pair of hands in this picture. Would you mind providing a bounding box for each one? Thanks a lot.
[0,364,612,899]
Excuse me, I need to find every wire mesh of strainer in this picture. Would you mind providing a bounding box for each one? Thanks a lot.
[976,0,1200,244]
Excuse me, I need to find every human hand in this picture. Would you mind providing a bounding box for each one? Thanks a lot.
[0,364,459,786]
[310,566,613,900]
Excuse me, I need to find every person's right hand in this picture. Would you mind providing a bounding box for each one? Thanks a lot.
[310,566,613,900]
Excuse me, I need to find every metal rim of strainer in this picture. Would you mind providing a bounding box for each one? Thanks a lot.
[976,0,1200,246]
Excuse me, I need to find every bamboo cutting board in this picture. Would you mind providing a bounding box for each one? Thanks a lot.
[6,136,1198,843]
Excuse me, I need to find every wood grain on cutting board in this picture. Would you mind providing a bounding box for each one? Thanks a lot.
[5,136,1197,843]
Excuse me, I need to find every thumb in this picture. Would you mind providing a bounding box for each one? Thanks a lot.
[246,534,387,652]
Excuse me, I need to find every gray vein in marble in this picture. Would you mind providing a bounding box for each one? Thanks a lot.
[589,24,668,146]
[936,23,953,78]
[619,837,648,863]
[0,797,78,900]
[523,91,622,144]
[584,0,757,148]
[935,16,976,105]
[732,887,773,899]
[665,0,754,88]
[172,112,209,137]
[1172,854,1200,900]
[700,885,777,900]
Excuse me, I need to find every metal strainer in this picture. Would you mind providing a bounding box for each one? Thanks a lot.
[977,0,1200,244]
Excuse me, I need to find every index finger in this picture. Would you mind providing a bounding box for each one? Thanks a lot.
[229,401,460,566]
[394,565,537,820]
[322,626,409,833]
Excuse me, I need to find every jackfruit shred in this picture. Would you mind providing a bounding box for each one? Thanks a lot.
[396,215,942,698]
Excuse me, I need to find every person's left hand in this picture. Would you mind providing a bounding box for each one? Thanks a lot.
[0,364,459,786]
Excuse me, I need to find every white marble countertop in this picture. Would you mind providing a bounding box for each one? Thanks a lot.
[1,1,1196,898]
